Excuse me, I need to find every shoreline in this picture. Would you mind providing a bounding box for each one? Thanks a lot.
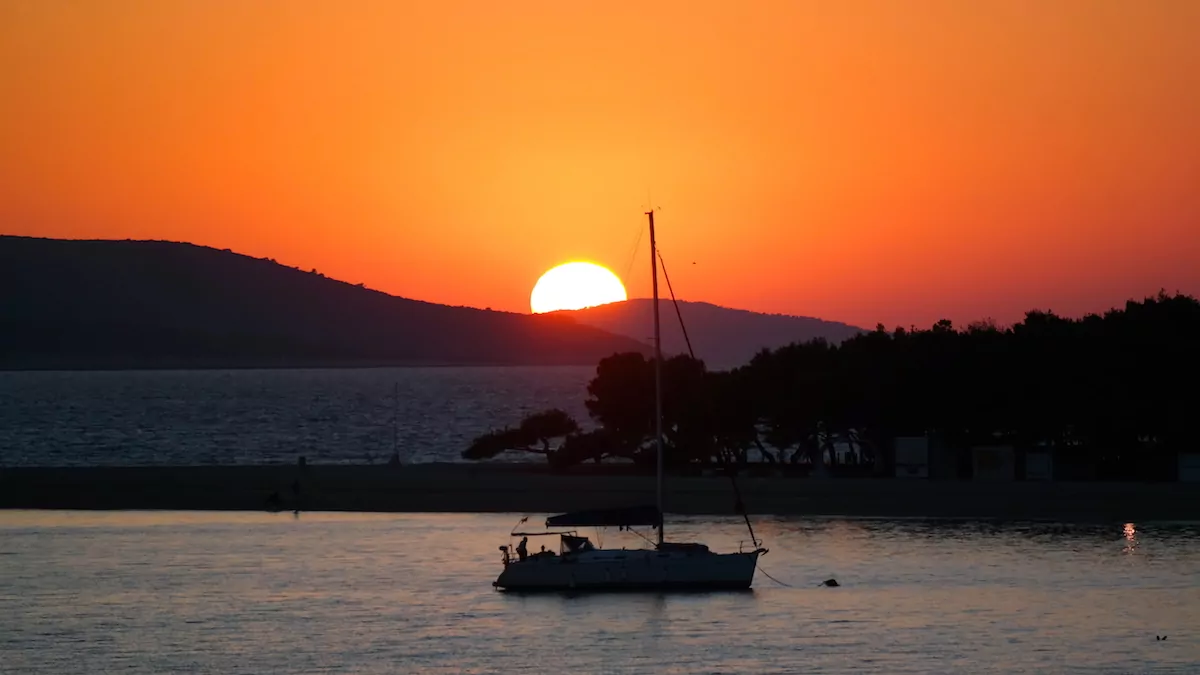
[0,361,599,373]
[3,464,1199,521]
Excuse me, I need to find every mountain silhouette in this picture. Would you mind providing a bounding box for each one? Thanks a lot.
[558,299,864,368]
[0,236,651,369]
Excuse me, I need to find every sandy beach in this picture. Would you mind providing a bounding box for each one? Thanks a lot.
[2,463,1198,521]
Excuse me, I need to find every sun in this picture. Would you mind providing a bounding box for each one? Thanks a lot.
[530,262,627,313]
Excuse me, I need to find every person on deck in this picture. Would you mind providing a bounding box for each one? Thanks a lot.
[516,536,528,561]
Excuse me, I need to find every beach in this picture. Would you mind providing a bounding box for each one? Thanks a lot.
[2,463,1198,521]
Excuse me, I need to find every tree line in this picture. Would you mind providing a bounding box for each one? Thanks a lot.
[464,292,1199,477]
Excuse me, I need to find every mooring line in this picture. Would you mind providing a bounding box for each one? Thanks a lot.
[757,564,793,587]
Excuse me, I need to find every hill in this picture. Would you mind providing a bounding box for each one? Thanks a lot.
[559,299,863,368]
[0,236,651,369]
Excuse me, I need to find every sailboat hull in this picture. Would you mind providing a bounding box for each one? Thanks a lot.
[493,549,761,592]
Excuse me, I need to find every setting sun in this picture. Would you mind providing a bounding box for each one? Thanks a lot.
[530,262,627,314]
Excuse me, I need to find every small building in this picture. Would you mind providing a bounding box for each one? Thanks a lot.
[1025,452,1054,481]
[1179,454,1200,482]
[926,433,960,480]
[894,436,929,478]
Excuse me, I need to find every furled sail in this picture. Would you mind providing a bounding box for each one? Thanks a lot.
[544,505,660,528]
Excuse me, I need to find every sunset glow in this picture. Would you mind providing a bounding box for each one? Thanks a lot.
[1,2,1197,328]
[530,263,627,314]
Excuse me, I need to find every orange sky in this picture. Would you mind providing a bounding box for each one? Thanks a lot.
[3,1,1198,329]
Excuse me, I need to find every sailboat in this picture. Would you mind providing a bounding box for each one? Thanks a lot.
[492,210,767,591]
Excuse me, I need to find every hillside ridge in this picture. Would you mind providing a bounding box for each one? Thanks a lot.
[0,235,651,369]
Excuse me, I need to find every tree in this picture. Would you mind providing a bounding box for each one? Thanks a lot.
[461,408,579,461]
[464,293,1200,477]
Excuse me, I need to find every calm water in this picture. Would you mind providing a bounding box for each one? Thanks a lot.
[0,367,594,466]
[1,512,1197,674]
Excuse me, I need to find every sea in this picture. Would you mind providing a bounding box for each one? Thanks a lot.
[4,367,1199,673]
[0,366,597,466]
[1,511,1196,674]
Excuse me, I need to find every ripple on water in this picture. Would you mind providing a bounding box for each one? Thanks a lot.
[0,367,597,466]
[0,512,1197,674]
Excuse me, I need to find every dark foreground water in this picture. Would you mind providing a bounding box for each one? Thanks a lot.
[0,367,594,466]
[1,512,1197,674]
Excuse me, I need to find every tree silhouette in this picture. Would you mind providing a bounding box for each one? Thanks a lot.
[461,408,579,461]
[465,292,1200,479]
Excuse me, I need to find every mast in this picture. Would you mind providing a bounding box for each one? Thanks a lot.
[648,209,665,546]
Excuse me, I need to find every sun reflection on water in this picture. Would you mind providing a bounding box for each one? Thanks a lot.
[1123,522,1138,553]
[2,512,1198,674]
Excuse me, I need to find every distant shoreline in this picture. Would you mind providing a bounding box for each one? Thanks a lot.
[0,361,600,373]
[3,464,1197,522]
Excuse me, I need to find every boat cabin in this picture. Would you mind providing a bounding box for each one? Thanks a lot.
[561,534,596,554]
[499,531,598,565]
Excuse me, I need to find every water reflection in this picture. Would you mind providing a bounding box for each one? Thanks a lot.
[1,511,1197,674]
[1123,522,1138,554]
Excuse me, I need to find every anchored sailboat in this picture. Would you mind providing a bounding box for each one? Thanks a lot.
[492,210,767,591]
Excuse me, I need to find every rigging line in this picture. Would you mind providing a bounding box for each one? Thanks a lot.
[655,249,695,359]
[627,527,656,548]
[725,462,761,550]
[656,246,760,549]
[621,217,645,290]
